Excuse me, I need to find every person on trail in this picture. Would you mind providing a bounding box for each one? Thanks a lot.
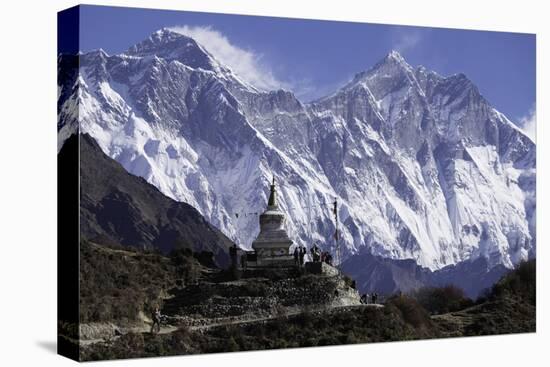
[372,292,378,304]
[293,247,300,266]
[299,246,306,266]
[360,293,368,304]
[151,306,162,334]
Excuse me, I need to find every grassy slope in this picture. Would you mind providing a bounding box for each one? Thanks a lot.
[79,241,535,361]
[81,302,438,360]
[79,240,203,324]
[79,242,437,360]
[433,260,536,337]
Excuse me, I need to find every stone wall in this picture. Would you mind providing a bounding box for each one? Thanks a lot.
[161,269,361,327]
[304,262,340,276]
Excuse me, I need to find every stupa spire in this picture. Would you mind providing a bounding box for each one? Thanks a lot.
[268,175,277,207]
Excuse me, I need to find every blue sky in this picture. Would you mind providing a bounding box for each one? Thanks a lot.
[73,5,536,131]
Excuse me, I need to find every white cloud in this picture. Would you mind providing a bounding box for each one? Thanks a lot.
[168,25,288,92]
[519,104,536,142]
[391,29,422,55]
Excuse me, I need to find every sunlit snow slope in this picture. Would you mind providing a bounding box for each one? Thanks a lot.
[58,30,536,270]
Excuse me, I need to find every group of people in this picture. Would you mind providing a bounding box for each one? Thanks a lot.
[360,292,379,305]
[309,243,333,265]
[233,242,337,269]
[292,243,334,267]
[293,245,307,266]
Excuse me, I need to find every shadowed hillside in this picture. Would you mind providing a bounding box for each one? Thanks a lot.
[60,133,234,266]
[434,260,536,337]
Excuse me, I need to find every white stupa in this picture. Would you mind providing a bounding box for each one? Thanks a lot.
[251,177,294,267]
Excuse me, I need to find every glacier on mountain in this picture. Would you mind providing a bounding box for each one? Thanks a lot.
[57,29,536,270]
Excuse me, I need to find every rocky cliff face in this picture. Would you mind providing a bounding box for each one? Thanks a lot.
[58,29,535,271]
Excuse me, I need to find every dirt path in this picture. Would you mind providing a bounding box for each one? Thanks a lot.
[189,303,384,332]
[79,325,178,346]
[79,303,384,346]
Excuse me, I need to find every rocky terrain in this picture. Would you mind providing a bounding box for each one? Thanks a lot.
[73,241,535,361]
[161,267,360,329]
[72,240,363,358]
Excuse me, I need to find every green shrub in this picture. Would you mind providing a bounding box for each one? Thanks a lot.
[491,260,535,305]
[412,285,473,314]
[169,248,202,285]
[79,240,178,323]
[386,295,433,329]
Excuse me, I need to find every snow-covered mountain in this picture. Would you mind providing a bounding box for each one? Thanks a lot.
[58,29,536,270]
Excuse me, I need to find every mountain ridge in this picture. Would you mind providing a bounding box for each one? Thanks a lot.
[57,29,536,272]
[341,249,508,298]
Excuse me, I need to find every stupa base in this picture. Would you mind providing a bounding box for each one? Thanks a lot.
[245,254,296,268]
